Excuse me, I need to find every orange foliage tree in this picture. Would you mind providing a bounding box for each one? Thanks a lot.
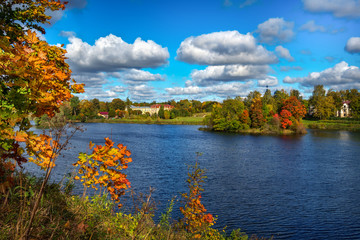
[73,138,132,208]
[180,161,215,238]
[0,0,84,191]
[281,96,306,120]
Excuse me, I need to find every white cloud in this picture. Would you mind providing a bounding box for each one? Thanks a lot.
[72,72,108,88]
[258,76,279,87]
[345,37,360,53]
[256,18,294,44]
[275,46,295,62]
[303,0,360,18]
[191,64,269,86]
[176,31,277,65]
[65,34,169,73]
[122,69,165,82]
[299,20,326,32]
[166,81,255,98]
[83,88,122,100]
[128,84,158,101]
[283,61,360,89]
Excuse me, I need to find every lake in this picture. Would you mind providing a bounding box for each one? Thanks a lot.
[24,123,360,239]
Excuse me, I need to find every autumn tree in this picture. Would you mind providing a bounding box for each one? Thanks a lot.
[250,97,266,128]
[273,89,289,112]
[282,96,306,120]
[0,2,87,239]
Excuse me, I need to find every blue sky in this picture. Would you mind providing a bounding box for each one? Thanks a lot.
[43,0,360,102]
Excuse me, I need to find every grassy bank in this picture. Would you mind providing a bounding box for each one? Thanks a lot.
[0,172,266,240]
[303,119,360,131]
[86,116,206,125]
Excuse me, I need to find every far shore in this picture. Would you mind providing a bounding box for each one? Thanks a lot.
[67,117,360,131]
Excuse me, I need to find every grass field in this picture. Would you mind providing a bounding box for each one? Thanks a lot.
[87,115,207,125]
[303,119,360,131]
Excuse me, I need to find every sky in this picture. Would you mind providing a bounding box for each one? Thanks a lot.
[42,0,360,102]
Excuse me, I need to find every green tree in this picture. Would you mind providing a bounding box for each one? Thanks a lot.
[108,109,116,118]
[91,98,100,112]
[273,89,289,112]
[111,98,126,111]
[310,85,336,119]
[70,96,80,116]
[244,91,261,108]
[290,89,302,101]
[158,105,165,119]
[327,89,343,111]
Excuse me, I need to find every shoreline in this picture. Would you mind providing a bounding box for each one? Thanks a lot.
[66,118,360,132]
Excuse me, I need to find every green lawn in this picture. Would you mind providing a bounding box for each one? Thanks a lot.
[303,119,360,131]
[87,115,208,125]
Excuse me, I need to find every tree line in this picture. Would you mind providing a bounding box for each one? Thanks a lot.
[204,85,360,133]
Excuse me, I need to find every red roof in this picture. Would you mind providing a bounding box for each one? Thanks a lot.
[150,104,174,109]
[99,112,108,115]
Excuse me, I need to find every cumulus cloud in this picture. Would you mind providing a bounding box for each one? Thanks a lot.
[65,34,169,73]
[303,0,360,18]
[128,84,158,101]
[345,37,360,53]
[299,20,326,32]
[166,81,255,98]
[280,66,303,72]
[190,64,269,86]
[176,31,277,65]
[72,72,108,88]
[122,69,165,82]
[258,76,279,87]
[275,46,295,61]
[256,18,294,44]
[283,61,360,89]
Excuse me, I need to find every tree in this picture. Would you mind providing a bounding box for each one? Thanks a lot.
[0,1,85,238]
[91,98,100,112]
[327,89,343,111]
[111,98,126,111]
[282,96,306,120]
[310,85,336,119]
[70,96,80,116]
[158,105,165,119]
[244,91,261,108]
[290,89,302,102]
[273,89,289,112]
[1,2,84,177]
[250,97,266,128]
[79,100,96,119]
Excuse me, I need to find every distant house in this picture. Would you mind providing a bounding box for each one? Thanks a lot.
[98,112,109,119]
[127,104,174,115]
[336,101,351,118]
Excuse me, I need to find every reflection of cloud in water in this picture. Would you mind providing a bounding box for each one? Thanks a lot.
[338,131,351,141]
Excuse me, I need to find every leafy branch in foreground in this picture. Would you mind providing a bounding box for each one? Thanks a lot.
[73,138,132,208]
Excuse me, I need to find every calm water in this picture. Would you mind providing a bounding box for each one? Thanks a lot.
[24,123,360,239]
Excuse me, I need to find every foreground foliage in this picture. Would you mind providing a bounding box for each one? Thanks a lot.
[0,170,272,240]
